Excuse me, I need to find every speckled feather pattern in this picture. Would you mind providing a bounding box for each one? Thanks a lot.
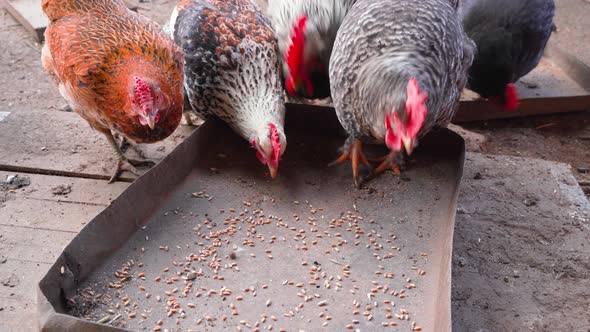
[41,0,184,143]
[330,0,475,143]
[171,0,285,141]
[266,0,357,79]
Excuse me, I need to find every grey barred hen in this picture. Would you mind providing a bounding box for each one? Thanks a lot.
[170,0,286,178]
[460,0,555,110]
[329,0,475,186]
[266,0,357,98]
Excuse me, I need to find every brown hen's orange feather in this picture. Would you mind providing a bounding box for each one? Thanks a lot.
[42,0,184,143]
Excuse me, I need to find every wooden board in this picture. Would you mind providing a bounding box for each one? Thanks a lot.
[1,0,139,42]
[1,0,46,42]
[287,52,590,123]
[0,171,128,332]
[0,109,194,181]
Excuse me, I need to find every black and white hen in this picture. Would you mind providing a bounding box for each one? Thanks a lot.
[170,0,286,178]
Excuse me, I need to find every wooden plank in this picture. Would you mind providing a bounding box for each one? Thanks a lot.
[454,95,590,122]
[0,172,130,331]
[0,259,51,300]
[286,57,590,123]
[0,259,52,332]
[455,56,590,121]
[0,297,38,332]
[0,225,76,263]
[0,171,128,205]
[1,0,45,42]
[0,171,130,233]
[2,0,140,43]
[0,198,106,232]
[0,109,194,180]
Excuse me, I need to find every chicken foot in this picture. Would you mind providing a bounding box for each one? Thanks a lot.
[183,112,195,126]
[329,137,372,188]
[103,130,155,183]
[183,94,196,126]
[372,150,402,176]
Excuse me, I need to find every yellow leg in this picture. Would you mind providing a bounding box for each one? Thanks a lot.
[374,150,401,176]
[330,138,373,187]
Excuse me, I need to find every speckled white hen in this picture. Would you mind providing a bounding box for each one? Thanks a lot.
[329,0,475,186]
[170,0,286,179]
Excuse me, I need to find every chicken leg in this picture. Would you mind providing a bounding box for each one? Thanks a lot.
[329,137,372,187]
[115,133,148,159]
[102,130,155,183]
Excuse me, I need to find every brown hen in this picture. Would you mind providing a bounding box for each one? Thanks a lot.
[41,0,184,182]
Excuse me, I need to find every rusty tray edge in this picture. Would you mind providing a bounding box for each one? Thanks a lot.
[37,109,465,332]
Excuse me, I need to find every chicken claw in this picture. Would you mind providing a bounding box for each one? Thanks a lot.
[108,157,155,184]
[182,94,197,126]
[373,151,402,176]
[329,138,372,187]
[183,112,196,126]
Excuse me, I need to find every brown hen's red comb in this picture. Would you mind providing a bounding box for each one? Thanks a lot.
[269,123,281,167]
[134,76,153,110]
[504,83,519,111]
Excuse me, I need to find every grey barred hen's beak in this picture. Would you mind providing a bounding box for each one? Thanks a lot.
[268,164,278,179]
[403,136,414,155]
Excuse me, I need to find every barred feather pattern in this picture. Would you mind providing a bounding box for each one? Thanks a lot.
[171,0,285,142]
[266,0,357,79]
[329,0,475,143]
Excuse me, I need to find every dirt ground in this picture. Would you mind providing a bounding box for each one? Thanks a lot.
[0,1,589,331]
[453,154,590,332]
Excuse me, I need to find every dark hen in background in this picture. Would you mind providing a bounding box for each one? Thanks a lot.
[460,0,555,110]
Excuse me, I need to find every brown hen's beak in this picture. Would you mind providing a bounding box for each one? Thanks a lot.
[403,137,414,155]
[146,114,156,130]
[268,164,278,179]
